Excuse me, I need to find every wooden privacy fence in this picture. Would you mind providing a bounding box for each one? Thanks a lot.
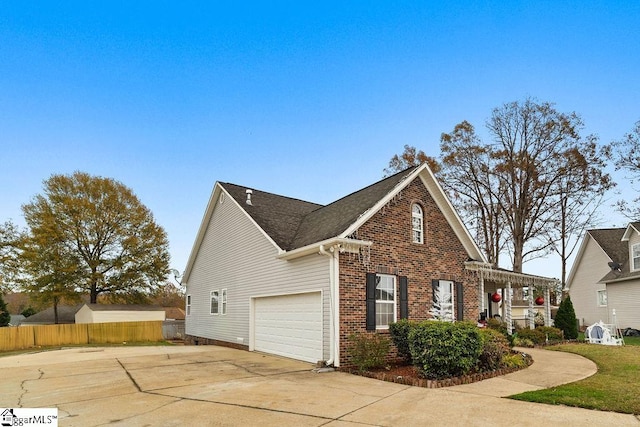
[0,321,164,351]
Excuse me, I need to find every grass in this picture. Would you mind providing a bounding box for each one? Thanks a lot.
[510,339,640,414]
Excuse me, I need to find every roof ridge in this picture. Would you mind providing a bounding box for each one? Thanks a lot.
[220,182,324,208]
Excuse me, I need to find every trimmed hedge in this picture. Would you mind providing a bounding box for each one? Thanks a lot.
[478,328,510,371]
[409,321,483,379]
[347,332,390,372]
[389,319,418,363]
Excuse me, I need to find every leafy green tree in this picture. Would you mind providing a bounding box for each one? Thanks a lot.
[554,295,578,340]
[20,306,37,318]
[0,221,20,293]
[0,293,10,326]
[21,172,170,304]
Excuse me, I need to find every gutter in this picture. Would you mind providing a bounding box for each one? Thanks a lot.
[319,244,341,367]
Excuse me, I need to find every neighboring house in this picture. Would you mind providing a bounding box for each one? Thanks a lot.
[183,165,558,366]
[9,314,25,326]
[75,304,166,324]
[568,224,640,329]
[162,307,186,340]
[20,304,83,325]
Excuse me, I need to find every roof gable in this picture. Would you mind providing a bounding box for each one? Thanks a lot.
[183,164,487,280]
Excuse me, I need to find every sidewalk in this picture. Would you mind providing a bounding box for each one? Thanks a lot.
[447,346,598,397]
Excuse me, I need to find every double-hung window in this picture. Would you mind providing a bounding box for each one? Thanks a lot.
[186,295,191,316]
[597,290,608,307]
[412,204,424,244]
[633,244,640,271]
[221,289,228,315]
[210,290,220,315]
[431,280,454,322]
[375,274,396,329]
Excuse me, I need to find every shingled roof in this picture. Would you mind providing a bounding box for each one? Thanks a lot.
[588,227,640,283]
[220,167,417,251]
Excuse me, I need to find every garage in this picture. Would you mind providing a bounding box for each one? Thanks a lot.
[253,291,323,363]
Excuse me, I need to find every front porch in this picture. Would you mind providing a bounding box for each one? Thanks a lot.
[465,261,560,334]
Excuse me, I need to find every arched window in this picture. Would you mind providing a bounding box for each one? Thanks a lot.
[412,203,423,244]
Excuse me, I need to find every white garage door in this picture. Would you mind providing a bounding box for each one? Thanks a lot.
[254,292,323,363]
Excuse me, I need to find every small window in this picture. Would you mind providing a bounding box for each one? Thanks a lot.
[186,295,191,316]
[210,290,219,315]
[430,280,454,322]
[375,274,396,329]
[221,289,228,315]
[411,204,424,244]
[597,290,607,307]
[633,244,640,271]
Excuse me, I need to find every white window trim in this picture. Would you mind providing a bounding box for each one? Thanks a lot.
[632,243,640,271]
[597,289,608,307]
[375,274,397,330]
[186,294,191,316]
[210,290,220,315]
[221,289,228,315]
[411,203,424,244]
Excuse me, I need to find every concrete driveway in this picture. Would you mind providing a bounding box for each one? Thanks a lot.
[0,345,637,426]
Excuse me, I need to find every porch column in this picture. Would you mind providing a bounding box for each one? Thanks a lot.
[528,294,535,329]
[544,287,551,326]
[479,274,485,317]
[505,282,513,335]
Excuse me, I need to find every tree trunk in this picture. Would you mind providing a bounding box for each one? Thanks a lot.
[53,297,59,324]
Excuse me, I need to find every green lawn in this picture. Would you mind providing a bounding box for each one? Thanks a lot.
[510,340,640,414]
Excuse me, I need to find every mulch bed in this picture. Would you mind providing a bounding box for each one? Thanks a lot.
[340,352,533,389]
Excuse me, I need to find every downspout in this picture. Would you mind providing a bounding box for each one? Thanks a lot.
[319,245,339,367]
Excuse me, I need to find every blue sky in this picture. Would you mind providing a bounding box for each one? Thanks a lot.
[1,1,639,279]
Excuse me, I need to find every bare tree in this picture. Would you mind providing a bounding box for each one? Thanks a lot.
[544,139,613,287]
[611,120,640,219]
[440,121,507,265]
[384,144,440,176]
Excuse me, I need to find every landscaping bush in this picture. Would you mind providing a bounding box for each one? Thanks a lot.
[478,328,510,371]
[502,352,529,369]
[347,332,390,372]
[409,321,482,379]
[512,337,535,348]
[389,319,417,364]
[514,328,546,345]
[535,326,564,342]
[555,296,579,340]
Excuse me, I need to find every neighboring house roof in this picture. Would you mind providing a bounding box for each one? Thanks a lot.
[81,304,165,312]
[183,164,487,282]
[20,304,83,324]
[9,314,25,326]
[163,307,185,320]
[568,226,640,285]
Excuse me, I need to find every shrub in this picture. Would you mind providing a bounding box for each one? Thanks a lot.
[389,319,417,364]
[512,337,535,348]
[502,352,528,369]
[514,328,546,345]
[347,333,390,372]
[535,326,564,342]
[555,296,579,340]
[409,321,483,379]
[478,328,510,371]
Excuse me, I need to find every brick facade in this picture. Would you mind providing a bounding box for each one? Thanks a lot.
[338,178,480,365]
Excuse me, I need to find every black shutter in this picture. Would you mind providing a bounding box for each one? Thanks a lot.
[431,279,439,304]
[456,282,464,321]
[366,273,377,331]
[399,276,408,319]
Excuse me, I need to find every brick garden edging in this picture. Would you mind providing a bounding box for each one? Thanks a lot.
[340,352,533,389]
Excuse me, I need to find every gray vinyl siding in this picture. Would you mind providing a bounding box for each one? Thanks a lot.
[569,236,610,327]
[607,279,640,329]
[184,192,331,360]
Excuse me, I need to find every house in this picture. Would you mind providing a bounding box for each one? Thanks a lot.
[75,304,166,324]
[567,224,640,329]
[183,165,558,366]
[20,304,83,325]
